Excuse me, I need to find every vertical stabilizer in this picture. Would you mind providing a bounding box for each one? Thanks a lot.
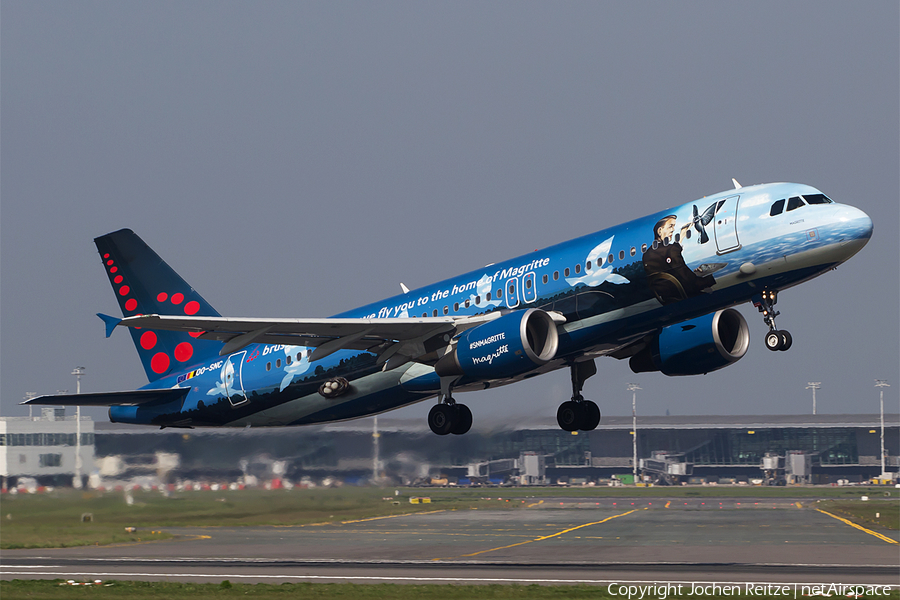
[95,229,224,382]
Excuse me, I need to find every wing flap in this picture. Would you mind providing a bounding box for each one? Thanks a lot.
[21,388,189,407]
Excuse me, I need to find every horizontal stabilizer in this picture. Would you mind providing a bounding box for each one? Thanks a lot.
[21,388,189,407]
[97,313,122,338]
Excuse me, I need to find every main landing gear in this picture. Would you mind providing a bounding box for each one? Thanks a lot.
[428,376,472,436]
[557,360,601,432]
[754,289,792,352]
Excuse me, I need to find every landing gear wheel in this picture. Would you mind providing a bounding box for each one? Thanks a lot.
[778,330,792,351]
[428,404,454,436]
[580,401,601,431]
[557,401,585,432]
[764,331,783,351]
[450,404,472,435]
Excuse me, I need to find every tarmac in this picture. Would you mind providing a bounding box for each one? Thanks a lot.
[2,497,898,586]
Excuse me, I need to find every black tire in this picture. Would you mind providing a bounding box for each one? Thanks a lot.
[580,401,601,431]
[778,330,792,351]
[450,404,473,435]
[764,331,782,351]
[557,401,584,432]
[428,404,454,435]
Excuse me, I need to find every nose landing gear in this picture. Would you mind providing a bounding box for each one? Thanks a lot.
[754,290,792,351]
[556,360,601,432]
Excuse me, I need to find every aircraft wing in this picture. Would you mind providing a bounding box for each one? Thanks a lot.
[112,313,501,367]
[22,388,189,407]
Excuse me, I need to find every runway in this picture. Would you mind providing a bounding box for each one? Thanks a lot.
[2,497,898,586]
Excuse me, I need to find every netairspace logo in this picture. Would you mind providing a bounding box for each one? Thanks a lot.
[605,582,896,600]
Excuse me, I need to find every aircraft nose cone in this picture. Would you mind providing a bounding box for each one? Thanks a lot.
[837,205,873,242]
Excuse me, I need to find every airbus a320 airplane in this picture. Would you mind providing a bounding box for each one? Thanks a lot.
[28,181,872,435]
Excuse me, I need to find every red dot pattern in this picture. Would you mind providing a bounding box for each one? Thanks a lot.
[151,352,170,374]
[140,331,157,350]
[174,342,193,362]
[103,250,206,374]
[189,331,204,338]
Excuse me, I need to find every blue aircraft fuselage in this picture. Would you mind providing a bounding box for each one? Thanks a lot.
[104,181,871,431]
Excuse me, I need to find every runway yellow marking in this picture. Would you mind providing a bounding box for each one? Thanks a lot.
[341,510,445,524]
[816,509,898,544]
[527,500,544,508]
[433,509,637,560]
[795,502,803,509]
[664,501,670,508]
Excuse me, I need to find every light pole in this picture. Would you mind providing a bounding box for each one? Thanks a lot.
[875,380,890,478]
[806,382,821,415]
[71,367,86,489]
[628,384,641,484]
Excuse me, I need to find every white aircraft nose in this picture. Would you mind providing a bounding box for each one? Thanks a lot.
[835,204,874,241]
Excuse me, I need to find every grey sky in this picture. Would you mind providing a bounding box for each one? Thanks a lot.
[2,2,898,425]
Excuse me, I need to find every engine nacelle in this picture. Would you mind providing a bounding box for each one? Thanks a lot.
[629,308,750,376]
[435,309,559,379]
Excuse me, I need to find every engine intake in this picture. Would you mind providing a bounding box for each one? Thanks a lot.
[629,308,750,376]
[435,309,559,379]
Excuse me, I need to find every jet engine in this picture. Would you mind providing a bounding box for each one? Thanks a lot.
[435,309,559,379]
[629,308,750,376]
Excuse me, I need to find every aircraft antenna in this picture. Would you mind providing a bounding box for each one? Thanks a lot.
[731,178,742,189]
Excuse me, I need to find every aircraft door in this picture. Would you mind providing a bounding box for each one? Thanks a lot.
[223,352,248,406]
[714,195,741,254]
[522,272,537,303]
[505,277,520,308]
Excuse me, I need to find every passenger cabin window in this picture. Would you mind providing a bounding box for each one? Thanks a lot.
[564,268,570,277]
[553,271,559,281]
[574,264,581,274]
[453,302,459,312]
[464,298,470,308]
[433,309,438,317]
[486,292,492,301]
[276,359,281,368]
[586,260,591,270]
[497,289,503,299]
[641,243,648,253]
[542,274,548,284]
[770,199,785,216]
[618,250,625,260]
[266,362,271,371]
[475,295,481,304]
[802,193,832,204]
[630,247,636,256]
[286,356,292,365]
[443,306,449,315]
[608,253,614,264]
[685,230,691,240]
[787,196,805,211]
[525,278,532,289]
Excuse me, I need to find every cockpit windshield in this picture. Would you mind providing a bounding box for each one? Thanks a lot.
[786,196,805,211]
[802,193,833,204]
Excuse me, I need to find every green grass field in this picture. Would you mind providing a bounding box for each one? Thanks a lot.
[1,581,897,600]
[0,485,894,549]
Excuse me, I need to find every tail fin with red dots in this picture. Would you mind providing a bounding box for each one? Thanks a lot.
[94,229,225,382]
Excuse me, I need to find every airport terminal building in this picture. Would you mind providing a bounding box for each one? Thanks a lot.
[84,413,899,487]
